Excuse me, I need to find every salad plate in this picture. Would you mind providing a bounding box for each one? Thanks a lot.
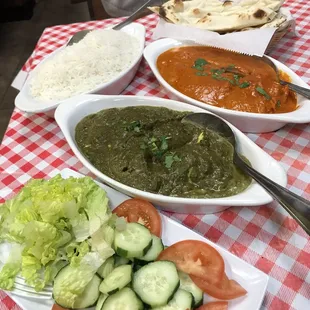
[3,168,269,310]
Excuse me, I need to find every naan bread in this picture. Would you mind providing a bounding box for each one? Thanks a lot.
[149,0,285,32]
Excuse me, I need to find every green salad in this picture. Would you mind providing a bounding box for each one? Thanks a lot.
[0,175,117,298]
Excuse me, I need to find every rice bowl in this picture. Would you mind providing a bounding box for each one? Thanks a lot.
[15,23,146,117]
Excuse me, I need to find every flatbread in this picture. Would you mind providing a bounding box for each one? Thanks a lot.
[149,0,285,32]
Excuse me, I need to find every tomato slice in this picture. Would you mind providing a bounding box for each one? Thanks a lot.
[113,198,162,237]
[191,273,247,300]
[196,301,228,310]
[52,304,67,310]
[157,240,225,285]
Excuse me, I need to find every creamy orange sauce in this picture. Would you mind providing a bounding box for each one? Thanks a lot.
[157,46,297,114]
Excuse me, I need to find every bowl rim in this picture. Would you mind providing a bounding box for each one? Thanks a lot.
[143,38,310,123]
[14,23,146,113]
[55,93,288,206]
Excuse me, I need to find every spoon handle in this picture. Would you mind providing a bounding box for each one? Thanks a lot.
[112,0,153,30]
[280,80,310,99]
[234,155,310,235]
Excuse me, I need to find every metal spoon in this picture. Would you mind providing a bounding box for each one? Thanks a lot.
[182,112,310,235]
[257,56,310,99]
[67,0,153,46]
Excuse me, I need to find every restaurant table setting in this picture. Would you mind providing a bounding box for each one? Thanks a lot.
[1,0,310,309]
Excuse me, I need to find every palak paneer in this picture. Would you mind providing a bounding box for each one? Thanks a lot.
[75,106,251,198]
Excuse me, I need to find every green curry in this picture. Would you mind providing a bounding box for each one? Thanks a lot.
[75,106,251,198]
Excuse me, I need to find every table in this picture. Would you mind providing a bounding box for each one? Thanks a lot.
[1,1,309,309]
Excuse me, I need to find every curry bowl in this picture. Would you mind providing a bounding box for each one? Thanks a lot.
[15,23,145,118]
[143,38,310,133]
[55,94,287,214]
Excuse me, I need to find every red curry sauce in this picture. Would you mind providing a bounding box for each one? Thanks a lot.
[157,46,297,114]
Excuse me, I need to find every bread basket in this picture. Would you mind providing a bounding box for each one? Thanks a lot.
[266,19,292,53]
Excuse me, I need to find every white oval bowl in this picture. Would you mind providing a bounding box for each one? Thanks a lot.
[143,38,310,133]
[55,94,287,214]
[15,23,146,118]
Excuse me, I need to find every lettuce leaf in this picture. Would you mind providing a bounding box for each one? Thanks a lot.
[0,174,111,291]
[0,244,23,290]
[53,252,103,308]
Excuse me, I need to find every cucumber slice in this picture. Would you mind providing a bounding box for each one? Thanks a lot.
[97,256,115,278]
[178,271,203,307]
[114,223,152,258]
[153,289,194,310]
[114,255,130,267]
[73,275,101,309]
[53,263,100,309]
[101,287,143,310]
[135,235,164,265]
[99,264,132,294]
[132,261,180,307]
[96,293,108,310]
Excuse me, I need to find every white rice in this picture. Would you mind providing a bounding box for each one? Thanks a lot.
[30,29,140,101]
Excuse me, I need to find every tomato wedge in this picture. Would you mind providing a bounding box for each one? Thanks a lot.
[191,273,247,300]
[157,240,225,285]
[197,301,228,310]
[52,304,67,310]
[113,198,162,237]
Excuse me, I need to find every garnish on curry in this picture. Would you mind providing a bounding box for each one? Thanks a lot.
[157,46,297,114]
[75,106,251,198]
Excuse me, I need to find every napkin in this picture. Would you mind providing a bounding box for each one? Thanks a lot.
[152,19,277,56]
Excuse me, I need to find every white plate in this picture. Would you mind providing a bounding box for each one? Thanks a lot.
[6,168,269,310]
[55,94,287,214]
[14,23,146,118]
[143,38,310,133]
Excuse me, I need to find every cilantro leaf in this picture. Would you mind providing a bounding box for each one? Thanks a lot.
[125,120,141,132]
[239,82,250,88]
[192,58,209,71]
[276,100,281,108]
[256,86,271,100]
[194,58,208,66]
[164,153,181,169]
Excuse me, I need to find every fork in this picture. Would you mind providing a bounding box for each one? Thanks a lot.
[8,276,52,300]
[67,0,154,46]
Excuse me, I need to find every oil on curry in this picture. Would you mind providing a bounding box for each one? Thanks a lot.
[157,46,297,114]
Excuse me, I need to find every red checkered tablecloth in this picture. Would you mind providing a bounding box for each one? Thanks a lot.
[1,1,310,309]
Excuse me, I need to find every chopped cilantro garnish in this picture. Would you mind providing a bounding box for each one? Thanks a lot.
[233,74,240,83]
[239,82,250,88]
[276,100,281,108]
[164,153,181,169]
[160,136,169,152]
[194,58,209,67]
[125,120,141,132]
[141,135,171,159]
[192,58,209,71]
[256,86,271,100]
[227,64,236,70]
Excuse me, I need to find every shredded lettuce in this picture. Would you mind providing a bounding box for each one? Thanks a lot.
[0,244,23,290]
[53,252,104,308]
[0,174,113,291]
[91,227,115,261]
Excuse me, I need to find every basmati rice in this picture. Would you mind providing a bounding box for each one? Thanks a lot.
[30,29,140,101]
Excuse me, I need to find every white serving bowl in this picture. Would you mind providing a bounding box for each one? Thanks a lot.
[55,94,287,214]
[143,38,310,133]
[15,23,145,118]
